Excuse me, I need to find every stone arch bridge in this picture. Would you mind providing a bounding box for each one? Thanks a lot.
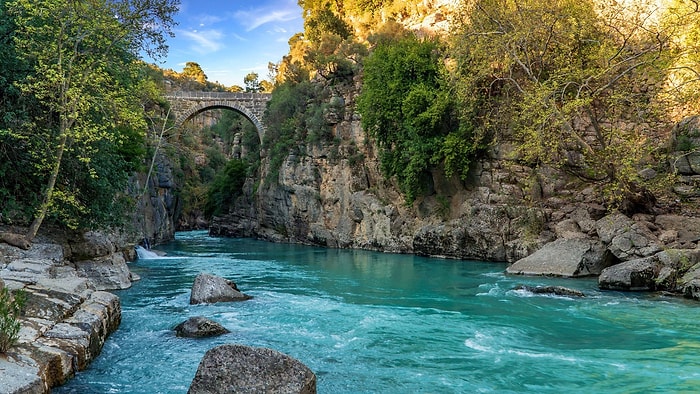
[165,91,271,140]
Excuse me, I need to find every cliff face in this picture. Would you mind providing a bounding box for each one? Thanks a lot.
[209,78,572,262]
[130,151,178,246]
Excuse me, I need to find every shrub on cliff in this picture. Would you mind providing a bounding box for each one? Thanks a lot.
[450,0,700,208]
[358,32,478,203]
[0,287,25,353]
[204,159,248,218]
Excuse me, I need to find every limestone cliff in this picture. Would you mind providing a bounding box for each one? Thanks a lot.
[209,74,700,266]
[210,77,554,261]
[130,151,178,246]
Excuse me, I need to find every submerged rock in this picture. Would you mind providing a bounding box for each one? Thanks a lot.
[514,285,585,297]
[188,344,316,394]
[174,316,230,338]
[189,273,251,304]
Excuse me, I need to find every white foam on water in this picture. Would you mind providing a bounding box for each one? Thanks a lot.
[135,245,163,259]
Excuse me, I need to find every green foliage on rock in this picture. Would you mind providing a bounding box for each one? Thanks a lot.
[263,80,334,184]
[0,287,25,353]
[0,0,177,238]
[357,33,473,203]
[451,0,687,208]
[204,159,248,218]
[173,108,261,224]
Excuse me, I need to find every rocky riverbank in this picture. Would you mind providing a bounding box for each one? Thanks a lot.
[0,228,135,394]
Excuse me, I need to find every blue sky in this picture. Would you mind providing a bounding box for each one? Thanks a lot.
[155,0,304,87]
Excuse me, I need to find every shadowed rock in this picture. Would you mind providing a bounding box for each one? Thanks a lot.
[188,344,316,394]
[598,255,663,291]
[0,232,31,250]
[190,273,251,304]
[514,285,585,297]
[174,316,230,338]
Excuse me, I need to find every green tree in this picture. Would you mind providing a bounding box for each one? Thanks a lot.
[304,7,352,43]
[0,0,43,222]
[244,72,262,93]
[7,0,177,243]
[661,0,700,114]
[357,33,459,202]
[182,61,208,84]
[452,0,676,208]
[204,159,248,218]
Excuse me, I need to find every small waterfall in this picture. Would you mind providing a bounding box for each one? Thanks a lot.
[135,245,162,259]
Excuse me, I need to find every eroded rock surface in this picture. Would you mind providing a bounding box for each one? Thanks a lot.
[188,344,316,394]
[190,273,251,304]
[599,249,700,294]
[0,230,131,393]
[174,316,230,338]
[506,238,615,277]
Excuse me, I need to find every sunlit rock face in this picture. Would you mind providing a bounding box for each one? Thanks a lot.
[0,228,132,392]
[189,272,251,304]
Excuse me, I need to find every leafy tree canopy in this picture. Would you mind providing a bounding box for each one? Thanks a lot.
[357,33,468,203]
[451,0,695,208]
[1,0,178,242]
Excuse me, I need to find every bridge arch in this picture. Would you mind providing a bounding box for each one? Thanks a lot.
[174,101,266,142]
[166,91,271,142]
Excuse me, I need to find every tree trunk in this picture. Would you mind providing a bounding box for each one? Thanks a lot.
[25,132,68,243]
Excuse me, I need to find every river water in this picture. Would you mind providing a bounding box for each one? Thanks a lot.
[56,230,700,393]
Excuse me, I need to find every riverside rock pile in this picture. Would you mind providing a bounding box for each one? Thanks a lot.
[0,229,132,394]
[506,212,700,298]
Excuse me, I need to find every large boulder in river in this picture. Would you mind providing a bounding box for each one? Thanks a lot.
[599,249,700,292]
[598,255,664,291]
[190,273,251,304]
[174,316,230,338]
[506,238,615,277]
[188,344,316,394]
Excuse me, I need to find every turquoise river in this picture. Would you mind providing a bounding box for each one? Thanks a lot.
[56,231,700,393]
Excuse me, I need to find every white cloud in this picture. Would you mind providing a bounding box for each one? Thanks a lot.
[178,29,225,54]
[231,33,248,42]
[236,8,299,32]
[195,14,226,26]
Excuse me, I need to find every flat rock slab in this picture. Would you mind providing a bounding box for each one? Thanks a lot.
[0,358,43,394]
[506,238,613,277]
[188,344,316,394]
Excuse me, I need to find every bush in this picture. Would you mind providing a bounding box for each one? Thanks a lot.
[204,159,249,218]
[357,33,465,203]
[0,287,25,353]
